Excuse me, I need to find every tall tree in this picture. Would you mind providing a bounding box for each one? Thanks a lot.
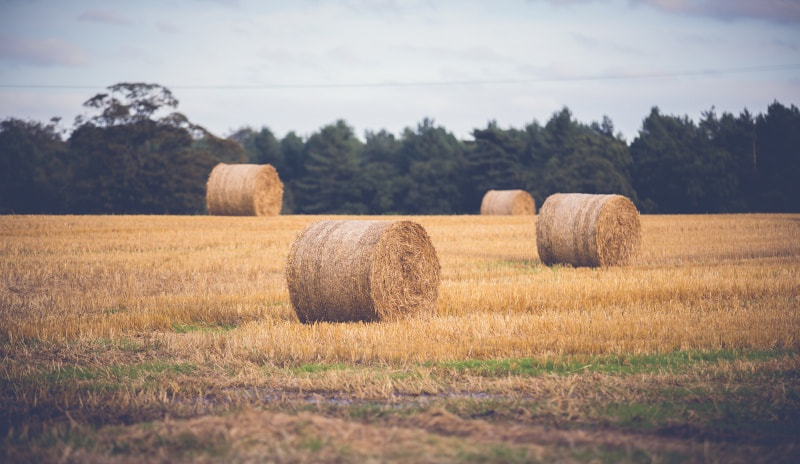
[0,118,68,213]
[632,106,745,213]
[714,109,756,211]
[695,108,740,212]
[631,108,699,213]
[229,126,288,173]
[66,83,221,213]
[520,108,636,206]
[754,101,800,212]
[193,135,247,165]
[67,120,216,213]
[279,131,307,213]
[75,82,180,127]
[281,131,307,181]
[295,120,365,213]
[465,121,527,212]
[361,129,406,213]
[398,118,465,214]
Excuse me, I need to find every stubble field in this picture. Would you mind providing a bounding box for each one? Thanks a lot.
[1,213,799,463]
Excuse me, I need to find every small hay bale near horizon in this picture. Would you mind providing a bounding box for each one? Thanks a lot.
[206,163,283,216]
[286,220,441,323]
[536,193,641,267]
[480,189,536,215]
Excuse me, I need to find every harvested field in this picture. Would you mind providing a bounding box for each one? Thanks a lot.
[1,213,798,462]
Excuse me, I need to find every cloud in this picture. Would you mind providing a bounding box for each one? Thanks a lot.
[630,0,800,25]
[334,0,439,18]
[194,0,241,7]
[157,21,183,34]
[527,0,598,4]
[397,44,510,63]
[765,38,800,52]
[0,90,86,125]
[571,32,644,56]
[258,47,320,69]
[0,36,89,67]
[326,45,377,67]
[339,0,406,15]
[77,9,133,26]
[527,0,800,24]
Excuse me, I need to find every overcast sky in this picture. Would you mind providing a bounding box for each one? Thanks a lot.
[1,0,798,142]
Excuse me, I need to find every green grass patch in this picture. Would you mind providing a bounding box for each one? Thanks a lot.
[602,398,800,441]
[299,435,329,452]
[444,397,539,422]
[569,445,682,464]
[484,259,543,273]
[171,322,237,333]
[41,365,100,382]
[36,361,197,386]
[603,383,800,442]
[86,337,158,352]
[290,362,351,374]
[106,361,197,379]
[457,443,531,463]
[603,401,683,431]
[102,305,128,315]
[105,428,232,459]
[435,349,797,377]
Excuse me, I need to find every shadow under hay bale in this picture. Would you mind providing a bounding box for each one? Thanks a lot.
[286,220,441,323]
[206,163,283,216]
[536,193,641,267]
[480,189,536,215]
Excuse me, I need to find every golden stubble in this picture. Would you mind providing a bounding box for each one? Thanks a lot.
[1,213,798,365]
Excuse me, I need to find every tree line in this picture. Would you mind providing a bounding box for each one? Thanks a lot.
[1,83,798,215]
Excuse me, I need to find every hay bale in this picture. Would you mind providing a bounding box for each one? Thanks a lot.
[480,189,536,215]
[286,220,440,323]
[206,163,283,216]
[536,193,641,267]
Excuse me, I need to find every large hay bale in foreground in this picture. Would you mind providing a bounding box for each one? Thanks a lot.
[206,163,283,216]
[536,193,641,267]
[480,189,536,215]
[286,220,440,323]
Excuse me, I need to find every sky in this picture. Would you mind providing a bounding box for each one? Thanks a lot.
[1,0,798,142]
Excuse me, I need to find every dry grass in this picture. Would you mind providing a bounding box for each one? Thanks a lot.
[3,349,798,462]
[1,213,798,461]
[1,214,797,359]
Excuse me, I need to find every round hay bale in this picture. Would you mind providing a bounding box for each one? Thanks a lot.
[480,189,536,215]
[536,193,641,267]
[286,220,441,323]
[206,163,283,216]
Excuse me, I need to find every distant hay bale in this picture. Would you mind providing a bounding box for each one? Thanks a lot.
[536,193,641,267]
[206,163,283,216]
[286,220,441,323]
[480,189,536,215]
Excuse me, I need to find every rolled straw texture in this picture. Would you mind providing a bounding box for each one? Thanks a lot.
[480,189,536,215]
[536,193,641,267]
[286,220,441,323]
[206,163,283,216]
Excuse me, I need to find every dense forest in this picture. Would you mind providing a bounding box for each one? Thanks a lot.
[1,82,798,215]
